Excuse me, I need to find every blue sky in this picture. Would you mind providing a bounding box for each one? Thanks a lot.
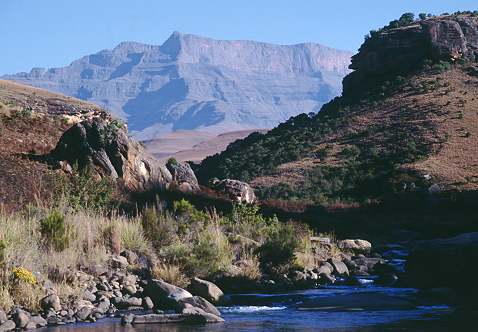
[1,0,476,75]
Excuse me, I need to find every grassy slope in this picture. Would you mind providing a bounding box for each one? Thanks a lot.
[197,62,478,206]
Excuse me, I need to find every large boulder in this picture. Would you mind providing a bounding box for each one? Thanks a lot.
[338,239,372,254]
[188,277,224,304]
[166,159,200,192]
[50,117,172,191]
[406,232,478,297]
[144,279,193,309]
[211,178,256,203]
[178,296,221,317]
[328,258,349,276]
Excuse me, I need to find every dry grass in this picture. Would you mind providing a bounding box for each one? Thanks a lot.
[152,263,188,288]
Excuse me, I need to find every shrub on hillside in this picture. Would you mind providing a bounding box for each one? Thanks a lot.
[39,210,71,252]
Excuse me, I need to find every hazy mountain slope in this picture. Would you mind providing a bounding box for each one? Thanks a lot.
[196,13,478,205]
[3,32,352,140]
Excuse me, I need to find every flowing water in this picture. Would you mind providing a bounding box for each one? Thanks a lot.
[40,248,474,331]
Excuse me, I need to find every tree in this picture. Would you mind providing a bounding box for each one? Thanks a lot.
[419,13,427,20]
[399,13,415,25]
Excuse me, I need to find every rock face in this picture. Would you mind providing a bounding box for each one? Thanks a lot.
[50,117,173,191]
[344,15,478,96]
[3,32,351,140]
[211,178,256,203]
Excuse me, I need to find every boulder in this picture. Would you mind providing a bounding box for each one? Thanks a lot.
[178,296,221,317]
[188,277,224,304]
[406,232,478,298]
[50,117,172,191]
[0,311,6,324]
[12,309,29,329]
[166,159,200,192]
[315,262,334,275]
[0,320,15,332]
[210,178,256,203]
[328,259,349,276]
[181,306,224,323]
[142,296,154,309]
[30,315,47,328]
[144,279,193,309]
[41,294,62,312]
[338,239,372,254]
[75,306,92,321]
[132,312,224,324]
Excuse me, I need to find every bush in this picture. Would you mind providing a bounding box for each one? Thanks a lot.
[257,223,300,273]
[39,210,71,252]
[187,226,234,277]
[56,166,114,211]
[141,207,177,249]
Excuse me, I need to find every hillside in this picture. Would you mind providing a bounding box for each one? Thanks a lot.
[3,32,351,148]
[0,80,103,211]
[196,13,478,206]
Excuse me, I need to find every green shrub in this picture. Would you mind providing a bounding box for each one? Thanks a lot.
[141,207,178,249]
[187,226,233,277]
[39,210,71,252]
[257,223,300,273]
[56,167,114,211]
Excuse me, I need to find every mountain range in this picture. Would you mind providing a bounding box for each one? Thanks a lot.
[2,32,351,144]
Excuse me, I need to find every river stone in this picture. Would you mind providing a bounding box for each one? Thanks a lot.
[328,259,349,276]
[96,299,111,314]
[188,277,224,304]
[123,284,137,295]
[41,294,62,312]
[142,296,154,309]
[315,262,333,275]
[30,315,47,328]
[144,279,193,309]
[182,306,225,323]
[0,310,6,324]
[12,309,29,328]
[121,313,135,325]
[0,320,15,332]
[75,306,92,321]
[82,290,97,302]
[111,255,129,269]
[25,321,37,330]
[178,296,221,316]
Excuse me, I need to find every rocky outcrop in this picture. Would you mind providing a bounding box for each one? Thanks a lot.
[211,178,256,203]
[50,117,173,191]
[166,159,200,192]
[344,14,478,96]
[3,32,351,141]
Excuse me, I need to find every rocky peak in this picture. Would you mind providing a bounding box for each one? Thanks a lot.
[344,14,478,97]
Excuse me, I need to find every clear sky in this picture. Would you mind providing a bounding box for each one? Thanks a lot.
[1,0,476,75]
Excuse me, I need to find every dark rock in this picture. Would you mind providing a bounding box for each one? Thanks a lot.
[406,232,478,298]
[319,273,336,284]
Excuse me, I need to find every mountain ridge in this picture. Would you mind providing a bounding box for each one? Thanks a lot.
[3,32,352,142]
